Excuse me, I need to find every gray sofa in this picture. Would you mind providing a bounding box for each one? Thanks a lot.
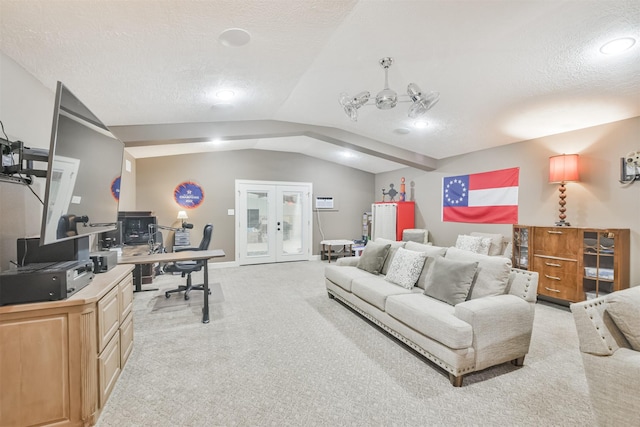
[324,239,539,387]
[570,287,640,426]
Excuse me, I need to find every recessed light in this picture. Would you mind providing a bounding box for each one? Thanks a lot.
[218,28,251,47]
[341,151,355,158]
[600,37,636,55]
[216,90,235,100]
[413,120,429,129]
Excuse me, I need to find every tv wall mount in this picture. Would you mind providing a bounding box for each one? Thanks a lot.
[0,137,48,185]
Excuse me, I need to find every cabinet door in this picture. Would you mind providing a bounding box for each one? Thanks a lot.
[512,225,531,269]
[119,274,134,322]
[98,333,121,408]
[534,256,578,301]
[533,227,579,258]
[120,311,134,367]
[97,286,120,352]
[0,315,70,426]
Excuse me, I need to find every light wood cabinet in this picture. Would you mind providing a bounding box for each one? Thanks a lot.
[0,265,134,427]
[513,225,630,303]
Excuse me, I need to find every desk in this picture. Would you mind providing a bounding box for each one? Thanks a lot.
[119,249,225,323]
[320,239,354,263]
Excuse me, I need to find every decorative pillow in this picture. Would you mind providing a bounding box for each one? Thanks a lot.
[384,247,427,289]
[455,235,483,253]
[503,241,513,259]
[606,288,640,351]
[375,238,406,275]
[423,256,479,306]
[470,232,505,257]
[404,242,449,289]
[445,247,512,299]
[356,241,391,275]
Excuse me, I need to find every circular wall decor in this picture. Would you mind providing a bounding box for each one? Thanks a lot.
[174,181,205,209]
[111,176,121,201]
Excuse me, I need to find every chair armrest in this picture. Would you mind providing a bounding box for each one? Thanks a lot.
[336,257,359,267]
[507,268,539,303]
[455,295,534,370]
[174,246,198,253]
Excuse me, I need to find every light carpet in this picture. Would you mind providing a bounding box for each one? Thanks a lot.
[97,261,596,426]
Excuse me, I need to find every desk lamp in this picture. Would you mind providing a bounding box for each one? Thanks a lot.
[177,210,189,228]
[549,154,579,226]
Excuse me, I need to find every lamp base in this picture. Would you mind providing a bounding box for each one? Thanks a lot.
[555,220,571,227]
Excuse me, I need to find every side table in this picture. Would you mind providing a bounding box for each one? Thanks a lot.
[321,239,354,263]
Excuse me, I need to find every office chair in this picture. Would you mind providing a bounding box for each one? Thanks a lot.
[164,223,213,300]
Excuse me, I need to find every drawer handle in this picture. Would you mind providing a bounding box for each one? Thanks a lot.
[545,262,561,267]
[544,287,561,293]
[547,230,563,234]
[545,274,561,281]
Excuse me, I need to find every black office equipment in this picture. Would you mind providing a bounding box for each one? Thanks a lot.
[17,236,90,266]
[90,251,118,273]
[0,260,94,306]
[164,224,214,300]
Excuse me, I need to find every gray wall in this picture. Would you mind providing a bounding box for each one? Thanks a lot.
[376,117,640,285]
[134,150,374,262]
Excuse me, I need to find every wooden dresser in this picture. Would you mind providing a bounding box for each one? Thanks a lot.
[513,225,630,303]
[0,265,134,427]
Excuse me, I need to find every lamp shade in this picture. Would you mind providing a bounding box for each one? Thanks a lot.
[177,210,188,220]
[549,154,579,183]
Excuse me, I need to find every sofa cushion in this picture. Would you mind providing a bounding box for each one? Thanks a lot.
[455,234,491,255]
[386,294,473,349]
[445,247,512,299]
[385,247,427,289]
[470,232,505,257]
[375,238,406,275]
[424,256,478,305]
[606,287,640,351]
[325,265,375,293]
[356,241,391,275]
[351,276,412,311]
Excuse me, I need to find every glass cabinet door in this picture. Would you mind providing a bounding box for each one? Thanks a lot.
[512,225,530,269]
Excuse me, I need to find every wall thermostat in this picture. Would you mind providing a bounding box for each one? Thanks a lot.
[315,196,334,209]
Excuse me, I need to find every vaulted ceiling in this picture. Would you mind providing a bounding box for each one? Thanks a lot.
[1,0,639,173]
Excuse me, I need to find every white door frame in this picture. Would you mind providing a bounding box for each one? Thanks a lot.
[235,180,312,265]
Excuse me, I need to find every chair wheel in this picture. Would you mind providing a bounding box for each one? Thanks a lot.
[165,292,170,298]
[185,294,190,301]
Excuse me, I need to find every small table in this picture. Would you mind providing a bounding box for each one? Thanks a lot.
[119,249,225,323]
[320,239,354,263]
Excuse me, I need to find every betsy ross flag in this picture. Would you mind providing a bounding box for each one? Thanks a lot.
[442,167,519,224]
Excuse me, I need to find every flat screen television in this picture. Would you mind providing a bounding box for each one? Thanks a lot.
[40,82,124,246]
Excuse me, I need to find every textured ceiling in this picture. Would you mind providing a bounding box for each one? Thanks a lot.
[1,0,639,173]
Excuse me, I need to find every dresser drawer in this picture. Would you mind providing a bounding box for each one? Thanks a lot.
[534,256,578,301]
[533,227,579,258]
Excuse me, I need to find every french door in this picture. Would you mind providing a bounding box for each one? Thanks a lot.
[236,180,312,265]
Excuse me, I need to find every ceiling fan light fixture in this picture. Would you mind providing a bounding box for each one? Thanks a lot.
[339,57,439,121]
[600,37,636,55]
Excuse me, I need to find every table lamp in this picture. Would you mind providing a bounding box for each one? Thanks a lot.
[549,154,579,226]
[177,210,188,227]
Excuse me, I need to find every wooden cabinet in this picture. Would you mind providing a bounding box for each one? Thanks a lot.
[0,265,134,427]
[513,226,630,303]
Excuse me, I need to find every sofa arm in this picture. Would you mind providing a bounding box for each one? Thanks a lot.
[507,268,539,303]
[455,295,534,370]
[335,256,359,267]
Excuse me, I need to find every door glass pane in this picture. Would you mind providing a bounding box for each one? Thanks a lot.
[282,191,303,255]
[247,191,269,256]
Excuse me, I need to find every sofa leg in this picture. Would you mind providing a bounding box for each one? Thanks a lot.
[449,374,463,387]
[511,356,525,366]
[327,292,335,299]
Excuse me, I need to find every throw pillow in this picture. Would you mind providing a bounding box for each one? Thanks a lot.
[606,288,640,351]
[404,242,448,289]
[356,241,391,275]
[423,256,479,306]
[455,234,483,253]
[470,232,505,257]
[445,247,512,299]
[384,247,428,289]
[375,238,406,275]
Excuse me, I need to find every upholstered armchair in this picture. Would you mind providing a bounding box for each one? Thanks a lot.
[570,287,640,426]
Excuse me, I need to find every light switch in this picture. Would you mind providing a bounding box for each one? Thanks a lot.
[228,209,235,216]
